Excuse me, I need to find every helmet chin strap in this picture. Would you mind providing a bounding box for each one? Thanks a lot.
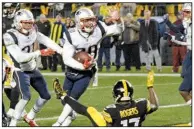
[21,29,29,34]
[83,27,93,33]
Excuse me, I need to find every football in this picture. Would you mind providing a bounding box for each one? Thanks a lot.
[73,51,91,64]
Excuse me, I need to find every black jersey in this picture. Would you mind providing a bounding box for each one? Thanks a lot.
[102,98,154,127]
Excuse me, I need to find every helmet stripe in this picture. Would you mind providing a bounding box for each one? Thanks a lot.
[122,80,128,97]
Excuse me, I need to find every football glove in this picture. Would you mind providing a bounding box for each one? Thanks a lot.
[83,57,94,69]
[40,48,55,56]
[147,70,154,88]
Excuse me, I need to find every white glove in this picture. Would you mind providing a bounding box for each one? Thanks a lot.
[171,35,175,42]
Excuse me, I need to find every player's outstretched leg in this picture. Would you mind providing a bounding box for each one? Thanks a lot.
[53,78,73,126]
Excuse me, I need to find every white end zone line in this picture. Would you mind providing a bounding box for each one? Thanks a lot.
[42,73,181,77]
[18,103,190,123]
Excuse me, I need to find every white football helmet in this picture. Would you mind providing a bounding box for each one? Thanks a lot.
[75,8,97,33]
[13,9,34,33]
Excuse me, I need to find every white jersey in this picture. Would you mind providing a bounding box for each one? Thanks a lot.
[173,20,192,50]
[3,27,63,71]
[63,20,124,70]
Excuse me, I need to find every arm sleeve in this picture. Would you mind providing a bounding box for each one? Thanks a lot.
[130,21,140,31]
[172,39,190,46]
[100,19,124,37]
[153,21,159,44]
[37,32,63,54]
[146,99,158,114]
[3,33,40,63]
[101,109,113,124]
[62,33,85,70]
[166,20,184,34]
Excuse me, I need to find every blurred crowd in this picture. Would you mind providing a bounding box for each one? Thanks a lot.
[4,3,187,73]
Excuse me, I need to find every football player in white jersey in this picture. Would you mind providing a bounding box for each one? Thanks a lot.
[53,7,124,126]
[170,3,192,105]
[3,9,63,126]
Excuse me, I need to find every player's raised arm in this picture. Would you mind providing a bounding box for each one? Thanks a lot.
[170,35,191,46]
[36,32,63,54]
[3,33,41,63]
[100,8,124,36]
[146,71,159,113]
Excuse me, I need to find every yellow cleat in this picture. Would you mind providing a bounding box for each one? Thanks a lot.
[53,78,67,99]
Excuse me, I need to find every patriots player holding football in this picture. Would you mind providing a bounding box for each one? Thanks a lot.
[53,71,159,126]
[3,9,63,126]
[52,7,124,126]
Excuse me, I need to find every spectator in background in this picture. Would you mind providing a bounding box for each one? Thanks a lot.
[168,11,187,73]
[160,25,171,66]
[50,14,66,72]
[112,35,124,71]
[65,17,71,29]
[36,14,51,70]
[97,18,112,72]
[139,10,162,72]
[123,13,141,71]
[120,3,136,17]
[55,3,65,15]
[69,19,76,29]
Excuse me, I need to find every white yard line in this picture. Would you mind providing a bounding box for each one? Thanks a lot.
[18,103,190,123]
[48,83,180,94]
[42,73,180,77]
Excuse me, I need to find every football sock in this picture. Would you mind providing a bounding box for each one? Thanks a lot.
[27,97,47,120]
[61,111,77,126]
[21,110,27,117]
[7,108,14,117]
[186,99,191,106]
[61,116,73,126]
[10,99,28,126]
[56,104,73,125]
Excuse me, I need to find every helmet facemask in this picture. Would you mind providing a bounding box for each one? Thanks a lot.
[79,17,97,33]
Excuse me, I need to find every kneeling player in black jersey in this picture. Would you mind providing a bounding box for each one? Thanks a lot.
[53,71,159,127]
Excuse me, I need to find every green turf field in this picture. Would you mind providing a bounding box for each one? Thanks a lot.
[3,66,191,127]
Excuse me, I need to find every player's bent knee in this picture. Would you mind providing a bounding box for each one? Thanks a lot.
[22,95,31,101]
[40,93,51,100]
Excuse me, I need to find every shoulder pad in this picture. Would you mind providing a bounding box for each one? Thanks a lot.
[7,28,17,33]
[3,33,15,46]
[68,28,76,33]
[105,104,116,109]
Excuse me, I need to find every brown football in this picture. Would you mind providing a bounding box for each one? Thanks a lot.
[73,51,91,64]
